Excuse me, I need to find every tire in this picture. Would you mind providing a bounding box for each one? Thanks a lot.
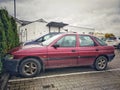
[19,58,41,78]
[94,56,108,71]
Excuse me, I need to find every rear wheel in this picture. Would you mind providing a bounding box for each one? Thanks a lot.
[19,58,41,78]
[94,56,108,71]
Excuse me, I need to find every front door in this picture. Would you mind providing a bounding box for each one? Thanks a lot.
[47,35,78,68]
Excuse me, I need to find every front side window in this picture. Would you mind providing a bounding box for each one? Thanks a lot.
[79,35,95,47]
[56,35,76,47]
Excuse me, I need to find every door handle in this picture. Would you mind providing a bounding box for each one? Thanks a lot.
[72,50,76,52]
[96,49,99,51]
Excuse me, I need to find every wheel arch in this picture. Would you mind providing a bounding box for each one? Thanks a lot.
[18,56,44,72]
[94,54,109,64]
[93,54,108,71]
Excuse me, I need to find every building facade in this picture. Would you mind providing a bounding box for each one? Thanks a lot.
[16,18,95,43]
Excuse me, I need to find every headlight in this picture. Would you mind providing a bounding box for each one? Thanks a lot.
[4,54,14,60]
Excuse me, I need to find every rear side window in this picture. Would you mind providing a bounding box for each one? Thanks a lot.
[79,35,95,47]
[95,37,107,46]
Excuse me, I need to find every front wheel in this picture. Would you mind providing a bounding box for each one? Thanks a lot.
[94,56,108,71]
[19,58,41,78]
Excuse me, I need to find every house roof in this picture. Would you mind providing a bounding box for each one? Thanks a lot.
[15,18,23,24]
[15,18,47,26]
[19,20,32,26]
[34,19,47,23]
[47,22,68,28]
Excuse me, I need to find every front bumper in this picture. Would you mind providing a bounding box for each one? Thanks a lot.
[3,59,20,74]
[107,54,115,62]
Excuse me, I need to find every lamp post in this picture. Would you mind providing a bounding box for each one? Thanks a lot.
[14,0,16,18]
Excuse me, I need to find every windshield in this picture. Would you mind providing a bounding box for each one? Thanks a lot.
[42,34,62,46]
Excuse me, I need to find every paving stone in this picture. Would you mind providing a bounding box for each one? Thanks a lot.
[7,50,120,90]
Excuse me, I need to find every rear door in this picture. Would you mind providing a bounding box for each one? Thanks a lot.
[47,34,78,68]
[77,35,99,66]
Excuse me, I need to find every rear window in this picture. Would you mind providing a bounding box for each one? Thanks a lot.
[95,37,107,46]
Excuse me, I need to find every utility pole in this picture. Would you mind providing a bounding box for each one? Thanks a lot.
[14,0,16,18]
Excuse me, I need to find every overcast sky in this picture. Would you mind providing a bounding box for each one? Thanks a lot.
[0,0,120,36]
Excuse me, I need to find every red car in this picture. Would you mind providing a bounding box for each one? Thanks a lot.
[3,33,115,77]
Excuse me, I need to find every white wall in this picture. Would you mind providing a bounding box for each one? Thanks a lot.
[19,22,62,42]
[16,22,22,42]
[19,21,96,43]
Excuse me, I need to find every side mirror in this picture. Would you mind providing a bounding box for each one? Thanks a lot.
[52,44,60,48]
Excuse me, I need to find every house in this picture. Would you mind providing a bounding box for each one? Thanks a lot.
[16,19,68,42]
[15,18,95,43]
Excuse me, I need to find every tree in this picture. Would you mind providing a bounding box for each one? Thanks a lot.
[11,17,19,47]
[105,33,115,38]
[0,8,20,73]
[0,14,7,73]
[0,20,8,55]
[0,9,14,50]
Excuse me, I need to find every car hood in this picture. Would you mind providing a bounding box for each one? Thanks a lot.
[9,44,46,55]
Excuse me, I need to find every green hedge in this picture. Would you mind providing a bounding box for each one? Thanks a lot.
[0,9,19,73]
[0,58,2,73]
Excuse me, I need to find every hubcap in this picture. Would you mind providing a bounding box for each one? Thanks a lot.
[97,57,106,69]
[23,62,37,76]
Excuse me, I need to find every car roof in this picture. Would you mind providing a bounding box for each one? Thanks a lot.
[58,32,93,37]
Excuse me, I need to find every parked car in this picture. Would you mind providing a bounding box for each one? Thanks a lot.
[3,33,115,77]
[23,32,61,46]
[105,37,120,48]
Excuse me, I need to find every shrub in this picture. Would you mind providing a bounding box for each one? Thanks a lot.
[0,8,19,73]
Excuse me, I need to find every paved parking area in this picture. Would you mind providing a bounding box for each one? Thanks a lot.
[11,50,120,79]
[8,69,120,90]
[7,50,120,90]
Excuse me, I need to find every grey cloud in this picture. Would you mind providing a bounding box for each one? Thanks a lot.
[113,18,120,23]
[0,0,120,36]
[0,0,12,3]
[0,0,27,3]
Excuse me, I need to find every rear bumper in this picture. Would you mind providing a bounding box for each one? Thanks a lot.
[3,59,20,74]
[107,54,115,62]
